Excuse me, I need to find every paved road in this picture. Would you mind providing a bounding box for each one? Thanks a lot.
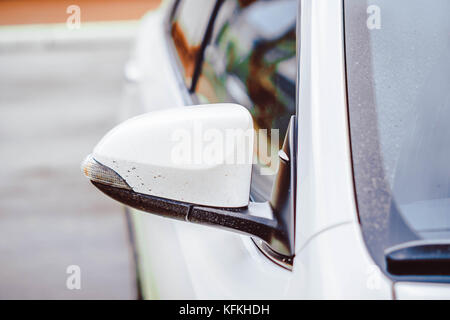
[0,24,137,299]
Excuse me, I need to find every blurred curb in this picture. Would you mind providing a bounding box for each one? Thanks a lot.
[0,20,140,51]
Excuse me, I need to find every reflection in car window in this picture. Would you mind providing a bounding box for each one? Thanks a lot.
[170,0,218,88]
[195,0,297,201]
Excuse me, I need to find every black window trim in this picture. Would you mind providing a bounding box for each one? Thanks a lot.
[164,0,223,98]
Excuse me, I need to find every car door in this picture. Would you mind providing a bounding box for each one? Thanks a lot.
[165,0,299,299]
[132,0,299,299]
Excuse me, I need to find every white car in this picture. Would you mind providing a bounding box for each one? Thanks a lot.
[83,0,450,299]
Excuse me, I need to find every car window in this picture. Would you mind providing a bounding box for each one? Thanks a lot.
[345,0,450,272]
[170,0,219,89]
[194,0,297,201]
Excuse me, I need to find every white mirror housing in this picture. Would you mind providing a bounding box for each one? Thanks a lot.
[84,104,254,208]
[82,104,297,268]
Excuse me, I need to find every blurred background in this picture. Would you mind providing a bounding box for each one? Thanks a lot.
[0,0,160,299]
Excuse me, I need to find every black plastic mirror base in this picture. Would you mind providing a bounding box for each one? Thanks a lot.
[92,181,292,263]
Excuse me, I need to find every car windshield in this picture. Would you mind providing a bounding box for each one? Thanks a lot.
[344,0,450,273]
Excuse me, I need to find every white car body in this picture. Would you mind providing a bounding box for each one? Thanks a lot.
[120,0,450,299]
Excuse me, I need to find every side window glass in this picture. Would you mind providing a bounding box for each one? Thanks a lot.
[195,0,297,200]
[170,0,218,89]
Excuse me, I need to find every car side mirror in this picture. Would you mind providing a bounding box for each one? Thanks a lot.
[82,104,295,268]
